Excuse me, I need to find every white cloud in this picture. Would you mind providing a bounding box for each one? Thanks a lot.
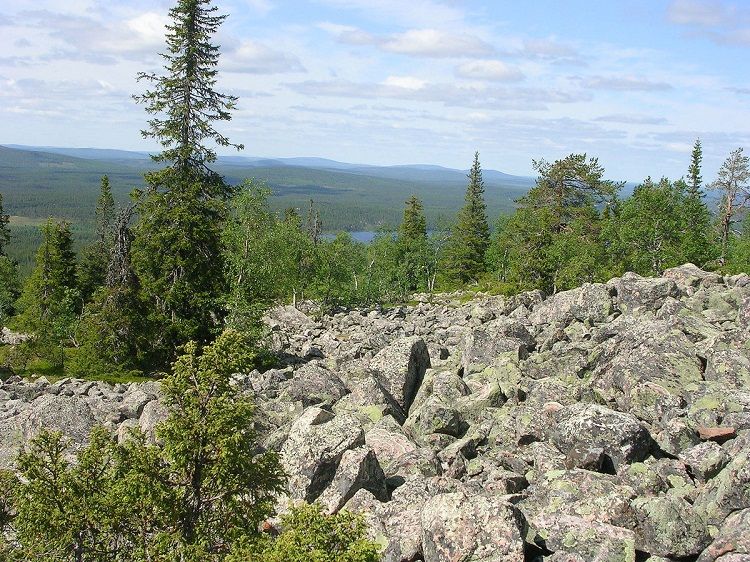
[382,76,426,90]
[456,60,523,82]
[594,114,669,125]
[224,40,305,74]
[382,29,495,58]
[580,75,673,91]
[316,0,465,28]
[667,0,731,26]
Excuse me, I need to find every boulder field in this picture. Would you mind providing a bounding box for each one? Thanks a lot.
[2,263,750,561]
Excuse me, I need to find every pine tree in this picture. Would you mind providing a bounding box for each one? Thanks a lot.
[131,0,243,363]
[710,148,750,265]
[0,192,19,324]
[445,152,490,283]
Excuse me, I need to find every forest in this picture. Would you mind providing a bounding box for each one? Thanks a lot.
[1,0,750,559]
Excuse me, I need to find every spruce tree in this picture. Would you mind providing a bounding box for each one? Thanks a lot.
[679,142,716,267]
[397,195,430,293]
[78,176,116,301]
[0,192,19,324]
[445,152,490,283]
[15,220,79,368]
[131,0,243,363]
[687,138,703,196]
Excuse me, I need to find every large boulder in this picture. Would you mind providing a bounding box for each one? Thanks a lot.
[461,318,535,375]
[632,496,711,559]
[694,447,750,525]
[552,404,653,471]
[528,283,613,327]
[697,508,750,562]
[421,489,527,562]
[317,446,389,513]
[663,263,723,295]
[279,362,349,408]
[608,272,680,313]
[369,336,431,413]
[280,407,365,502]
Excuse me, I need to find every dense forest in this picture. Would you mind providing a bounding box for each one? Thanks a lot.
[1,0,750,559]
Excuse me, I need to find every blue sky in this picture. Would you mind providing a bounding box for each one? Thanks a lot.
[0,0,748,182]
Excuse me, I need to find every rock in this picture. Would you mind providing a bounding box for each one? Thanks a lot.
[553,404,653,471]
[663,263,723,294]
[280,362,348,408]
[461,318,535,374]
[697,508,750,562]
[528,283,613,327]
[404,396,468,439]
[369,336,431,413]
[631,495,711,559]
[421,489,527,562]
[609,272,680,313]
[679,441,729,483]
[317,446,389,513]
[694,448,750,525]
[280,407,365,502]
[698,426,737,443]
[528,514,636,562]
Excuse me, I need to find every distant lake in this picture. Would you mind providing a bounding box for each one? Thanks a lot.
[322,231,378,243]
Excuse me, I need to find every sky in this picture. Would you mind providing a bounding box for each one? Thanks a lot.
[0,0,749,182]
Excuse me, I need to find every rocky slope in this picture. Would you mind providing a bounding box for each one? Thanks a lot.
[2,263,750,561]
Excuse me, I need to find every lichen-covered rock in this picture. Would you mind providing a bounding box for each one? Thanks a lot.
[679,441,728,483]
[421,489,527,561]
[631,495,711,559]
[528,514,636,562]
[694,448,750,525]
[461,317,535,374]
[279,361,348,408]
[280,407,365,502]
[609,272,680,313]
[553,404,653,471]
[317,446,388,513]
[369,336,431,413]
[528,283,613,327]
[697,508,750,562]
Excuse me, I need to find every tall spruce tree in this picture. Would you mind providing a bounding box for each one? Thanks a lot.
[710,148,750,265]
[78,176,116,301]
[15,220,78,369]
[688,138,703,196]
[680,141,716,267]
[0,192,19,324]
[397,195,430,293]
[445,152,490,283]
[131,0,243,363]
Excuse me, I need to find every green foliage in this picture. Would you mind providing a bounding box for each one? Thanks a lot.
[710,147,750,264]
[131,167,232,365]
[396,195,432,293]
[0,192,9,256]
[223,181,315,327]
[0,256,20,325]
[3,330,286,560]
[13,220,80,370]
[444,152,490,283]
[78,176,116,302]
[149,329,285,551]
[231,504,380,562]
[134,0,242,168]
[688,138,703,195]
[488,153,619,293]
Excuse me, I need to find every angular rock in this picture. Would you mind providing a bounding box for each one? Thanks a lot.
[280,407,365,502]
[528,283,613,327]
[632,495,711,559]
[369,336,431,413]
[317,446,389,513]
[280,362,348,408]
[697,508,750,562]
[461,317,535,375]
[553,404,653,471]
[609,272,680,313]
[421,489,527,562]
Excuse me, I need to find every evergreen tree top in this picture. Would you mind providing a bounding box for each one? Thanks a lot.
[134,0,243,172]
[0,192,9,256]
[687,138,703,197]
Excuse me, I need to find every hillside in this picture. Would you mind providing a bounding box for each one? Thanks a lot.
[0,145,534,274]
[2,263,749,559]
